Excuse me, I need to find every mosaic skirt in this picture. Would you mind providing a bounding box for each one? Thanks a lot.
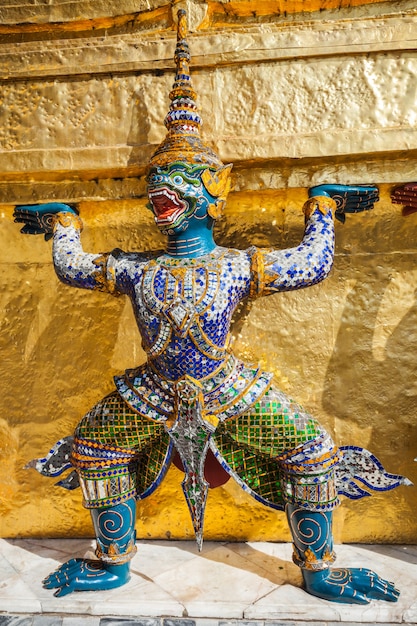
[72,386,340,511]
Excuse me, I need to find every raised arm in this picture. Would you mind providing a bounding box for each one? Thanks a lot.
[14,203,117,293]
[249,185,378,298]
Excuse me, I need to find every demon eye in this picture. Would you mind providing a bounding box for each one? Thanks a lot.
[172,175,184,186]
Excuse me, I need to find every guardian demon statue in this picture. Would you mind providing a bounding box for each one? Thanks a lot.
[15,10,409,603]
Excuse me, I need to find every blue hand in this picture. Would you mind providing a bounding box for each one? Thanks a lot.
[13,202,78,241]
[308,184,379,223]
[42,558,130,596]
[303,567,400,604]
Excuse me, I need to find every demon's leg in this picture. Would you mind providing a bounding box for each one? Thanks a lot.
[43,497,136,596]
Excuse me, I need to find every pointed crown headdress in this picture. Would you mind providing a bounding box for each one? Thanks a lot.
[149,10,223,169]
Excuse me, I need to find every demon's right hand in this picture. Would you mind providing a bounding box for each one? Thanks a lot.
[13,202,78,241]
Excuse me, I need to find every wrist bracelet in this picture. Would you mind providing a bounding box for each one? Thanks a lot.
[303,196,337,220]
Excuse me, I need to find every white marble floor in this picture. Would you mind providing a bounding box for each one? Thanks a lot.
[0,538,416,624]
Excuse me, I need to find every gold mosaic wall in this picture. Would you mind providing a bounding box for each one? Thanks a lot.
[0,0,416,543]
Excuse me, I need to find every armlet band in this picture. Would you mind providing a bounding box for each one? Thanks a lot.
[303,196,337,220]
[54,212,83,231]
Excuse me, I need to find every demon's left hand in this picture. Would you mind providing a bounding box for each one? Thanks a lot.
[309,184,379,224]
[391,182,417,216]
[303,567,400,604]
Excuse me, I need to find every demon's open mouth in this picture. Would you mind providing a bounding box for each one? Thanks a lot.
[148,187,187,226]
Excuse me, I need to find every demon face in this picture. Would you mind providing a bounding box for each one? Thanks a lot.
[147,162,216,235]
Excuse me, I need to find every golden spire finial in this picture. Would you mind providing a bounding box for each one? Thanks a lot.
[149,9,223,168]
[177,8,187,41]
[168,9,197,107]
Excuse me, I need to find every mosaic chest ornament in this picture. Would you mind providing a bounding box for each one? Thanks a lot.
[15,9,410,603]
